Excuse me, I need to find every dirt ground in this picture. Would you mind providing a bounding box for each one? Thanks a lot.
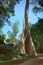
[19,57,43,65]
[0,57,43,65]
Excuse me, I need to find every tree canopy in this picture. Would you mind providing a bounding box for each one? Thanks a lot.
[30,0,43,13]
[0,0,43,27]
[31,18,43,53]
[0,0,21,27]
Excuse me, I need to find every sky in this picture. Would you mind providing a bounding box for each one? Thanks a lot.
[2,0,43,38]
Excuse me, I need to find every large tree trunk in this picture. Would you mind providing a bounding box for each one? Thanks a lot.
[21,0,37,56]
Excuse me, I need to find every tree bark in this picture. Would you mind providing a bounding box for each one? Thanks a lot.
[21,0,37,56]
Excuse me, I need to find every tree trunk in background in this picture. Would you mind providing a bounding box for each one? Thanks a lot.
[21,0,37,56]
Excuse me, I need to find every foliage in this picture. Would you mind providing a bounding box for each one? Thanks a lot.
[12,21,19,38]
[7,21,19,43]
[0,0,43,27]
[0,27,3,36]
[30,18,43,53]
[0,0,21,27]
[31,0,43,13]
[0,27,6,39]
[0,54,13,60]
[36,18,43,33]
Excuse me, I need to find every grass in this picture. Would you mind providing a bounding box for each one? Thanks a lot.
[0,54,28,63]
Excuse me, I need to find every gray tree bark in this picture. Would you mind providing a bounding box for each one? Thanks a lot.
[21,0,37,57]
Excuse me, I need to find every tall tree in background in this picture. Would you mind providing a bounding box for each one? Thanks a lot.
[21,0,36,56]
[7,21,19,43]
[21,0,43,56]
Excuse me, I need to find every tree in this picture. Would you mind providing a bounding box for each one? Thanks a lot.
[0,27,6,39]
[32,0,43,14]
[12,21,19,38]
[20,0,38,56]
[0,27,2,36]
[36,18,43,33]
[31,18,43,53]
[7,21,19,43]
[0,0,43,56]
[7,31,13,42]
[21,0,43,56]
[0,0,21,27]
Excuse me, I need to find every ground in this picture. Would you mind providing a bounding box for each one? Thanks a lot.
[0,56,43,65]
[19,57,43,65]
